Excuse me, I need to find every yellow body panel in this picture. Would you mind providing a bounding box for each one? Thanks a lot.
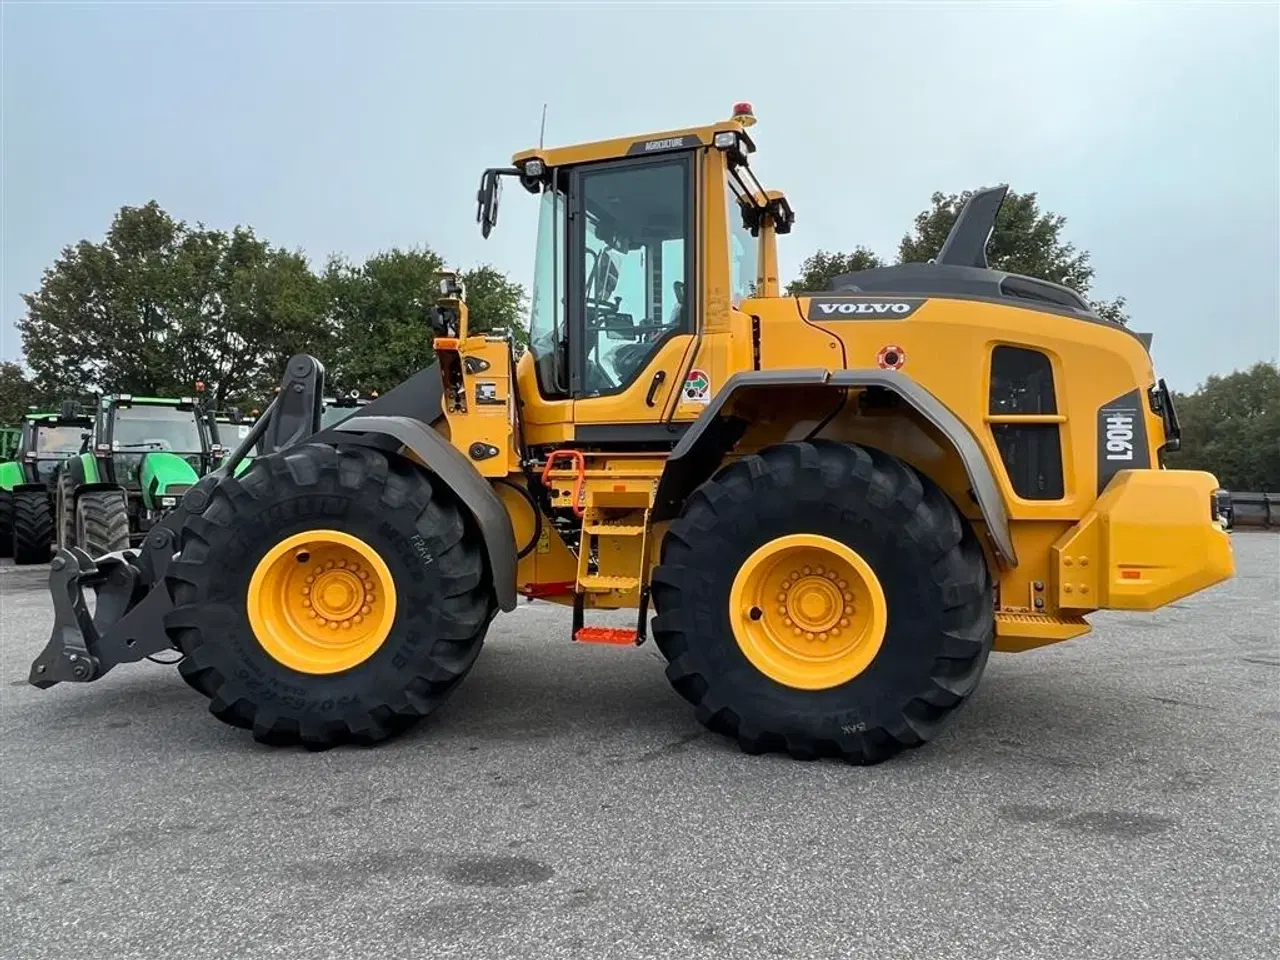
[1052,469,1234,611]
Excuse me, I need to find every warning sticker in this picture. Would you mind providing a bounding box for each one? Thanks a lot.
[876,345,907,371]
[683,368,711,404]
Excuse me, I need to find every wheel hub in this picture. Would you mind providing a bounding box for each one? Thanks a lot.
[730,534,888,690]
[247,530,397,674]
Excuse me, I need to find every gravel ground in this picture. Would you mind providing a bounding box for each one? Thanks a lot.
[1,533,1277,960]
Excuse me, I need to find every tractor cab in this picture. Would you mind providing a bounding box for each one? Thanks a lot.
[470,102,793,448]
[6,406,93,486]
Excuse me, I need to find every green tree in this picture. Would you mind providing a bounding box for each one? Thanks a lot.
[463,264,529,349]
[19,201,328,408]
[322,247,443,395]
[1166,362,1280,491]
[785,248,885,295]
[323,249,529,394]
[897,188,1129,324]
[0,361,43,424]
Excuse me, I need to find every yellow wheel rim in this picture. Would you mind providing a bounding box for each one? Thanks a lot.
[247,530,397,675]
[729,533,888,690]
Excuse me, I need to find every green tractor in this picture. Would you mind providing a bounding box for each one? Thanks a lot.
[0,405,94,563]
[54,394,223,556]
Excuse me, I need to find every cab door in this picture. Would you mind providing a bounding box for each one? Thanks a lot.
[567,150,702,441]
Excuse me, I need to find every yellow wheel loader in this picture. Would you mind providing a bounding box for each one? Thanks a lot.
[29,104,1236,763]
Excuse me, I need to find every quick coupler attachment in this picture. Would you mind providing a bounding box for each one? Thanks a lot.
[28,546,179,689]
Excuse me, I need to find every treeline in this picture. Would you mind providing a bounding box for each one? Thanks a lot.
[7,201,527,412]
[2,191,1275,491]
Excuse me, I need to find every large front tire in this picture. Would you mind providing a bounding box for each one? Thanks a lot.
[165,442,496,749]
[651,440,994,765]
[75,489,131,556]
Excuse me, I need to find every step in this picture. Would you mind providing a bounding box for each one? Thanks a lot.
[582,522,647,536]
[578,574,640,592]
[574,626,638,645]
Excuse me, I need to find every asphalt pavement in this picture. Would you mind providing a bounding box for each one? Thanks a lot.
[1,534,1277,960]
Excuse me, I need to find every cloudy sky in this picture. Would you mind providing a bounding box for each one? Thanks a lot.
[3,1,1277,391]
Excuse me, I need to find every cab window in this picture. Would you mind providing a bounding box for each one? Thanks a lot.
[572,155,693,397]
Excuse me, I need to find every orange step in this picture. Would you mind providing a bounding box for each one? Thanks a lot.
[573,626,637,645]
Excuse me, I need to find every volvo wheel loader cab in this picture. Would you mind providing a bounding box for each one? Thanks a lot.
[1,405,93,563]
[54,393,220,557]
[31,104,1235,765]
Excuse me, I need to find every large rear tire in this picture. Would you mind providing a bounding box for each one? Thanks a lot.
[165,442,496,749]
[651,440,994,765]
[11,490,53,565]
[74,489,132,556]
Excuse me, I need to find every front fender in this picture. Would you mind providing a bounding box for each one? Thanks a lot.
[140,452,200,509]
[0,461,23,491]
[332,415,517,612]
[652,368,1018,569]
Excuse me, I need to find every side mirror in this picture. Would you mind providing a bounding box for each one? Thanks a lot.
[476,169,505,239]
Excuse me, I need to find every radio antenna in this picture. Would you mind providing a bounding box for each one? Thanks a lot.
[538,103,548,149]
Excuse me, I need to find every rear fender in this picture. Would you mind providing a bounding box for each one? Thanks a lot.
[331,415,517,612]
[652,368,1018,569]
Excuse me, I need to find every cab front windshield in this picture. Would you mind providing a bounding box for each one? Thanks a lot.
[112,405,204,454]
[34,426,84,457]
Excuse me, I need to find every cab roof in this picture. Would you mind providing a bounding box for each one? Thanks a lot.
[512,117,750,170]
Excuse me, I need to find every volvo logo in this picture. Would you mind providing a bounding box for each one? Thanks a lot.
[807,298,926,321]
[817,302,913,315]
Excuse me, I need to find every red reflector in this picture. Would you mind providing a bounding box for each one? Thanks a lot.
[1121,570,1142,580]
[574,627,637,645]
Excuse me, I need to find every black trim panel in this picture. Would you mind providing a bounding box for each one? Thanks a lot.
[1095,388,1150,494]
[574,422,689,446]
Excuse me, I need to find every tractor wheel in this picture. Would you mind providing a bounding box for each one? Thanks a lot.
[11,490,54,565]
[55,470,76,549]
[651,440,993,765]
[165,442,495,749]
[0,491,12,559]
[75,489,132,556]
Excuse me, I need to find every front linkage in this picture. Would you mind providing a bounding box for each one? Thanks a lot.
[28,355,327,690]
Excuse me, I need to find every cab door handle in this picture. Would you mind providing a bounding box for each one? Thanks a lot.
[645,371,667,407]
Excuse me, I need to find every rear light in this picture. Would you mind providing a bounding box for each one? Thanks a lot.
[1211,489,1233,530]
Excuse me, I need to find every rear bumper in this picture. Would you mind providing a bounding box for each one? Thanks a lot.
[1052,469,1235,612]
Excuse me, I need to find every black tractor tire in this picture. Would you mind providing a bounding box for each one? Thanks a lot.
[55,469,77,549]
[75,489,132,557]
[651,439,994,765]
[166,442,496,750]
[11,490,54,565]
[0,490,13,559]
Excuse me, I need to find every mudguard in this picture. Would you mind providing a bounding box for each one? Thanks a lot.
[652,368,1018,568]
[331,414,518,612]
[139,451,200,509]
[0,461,23,490]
